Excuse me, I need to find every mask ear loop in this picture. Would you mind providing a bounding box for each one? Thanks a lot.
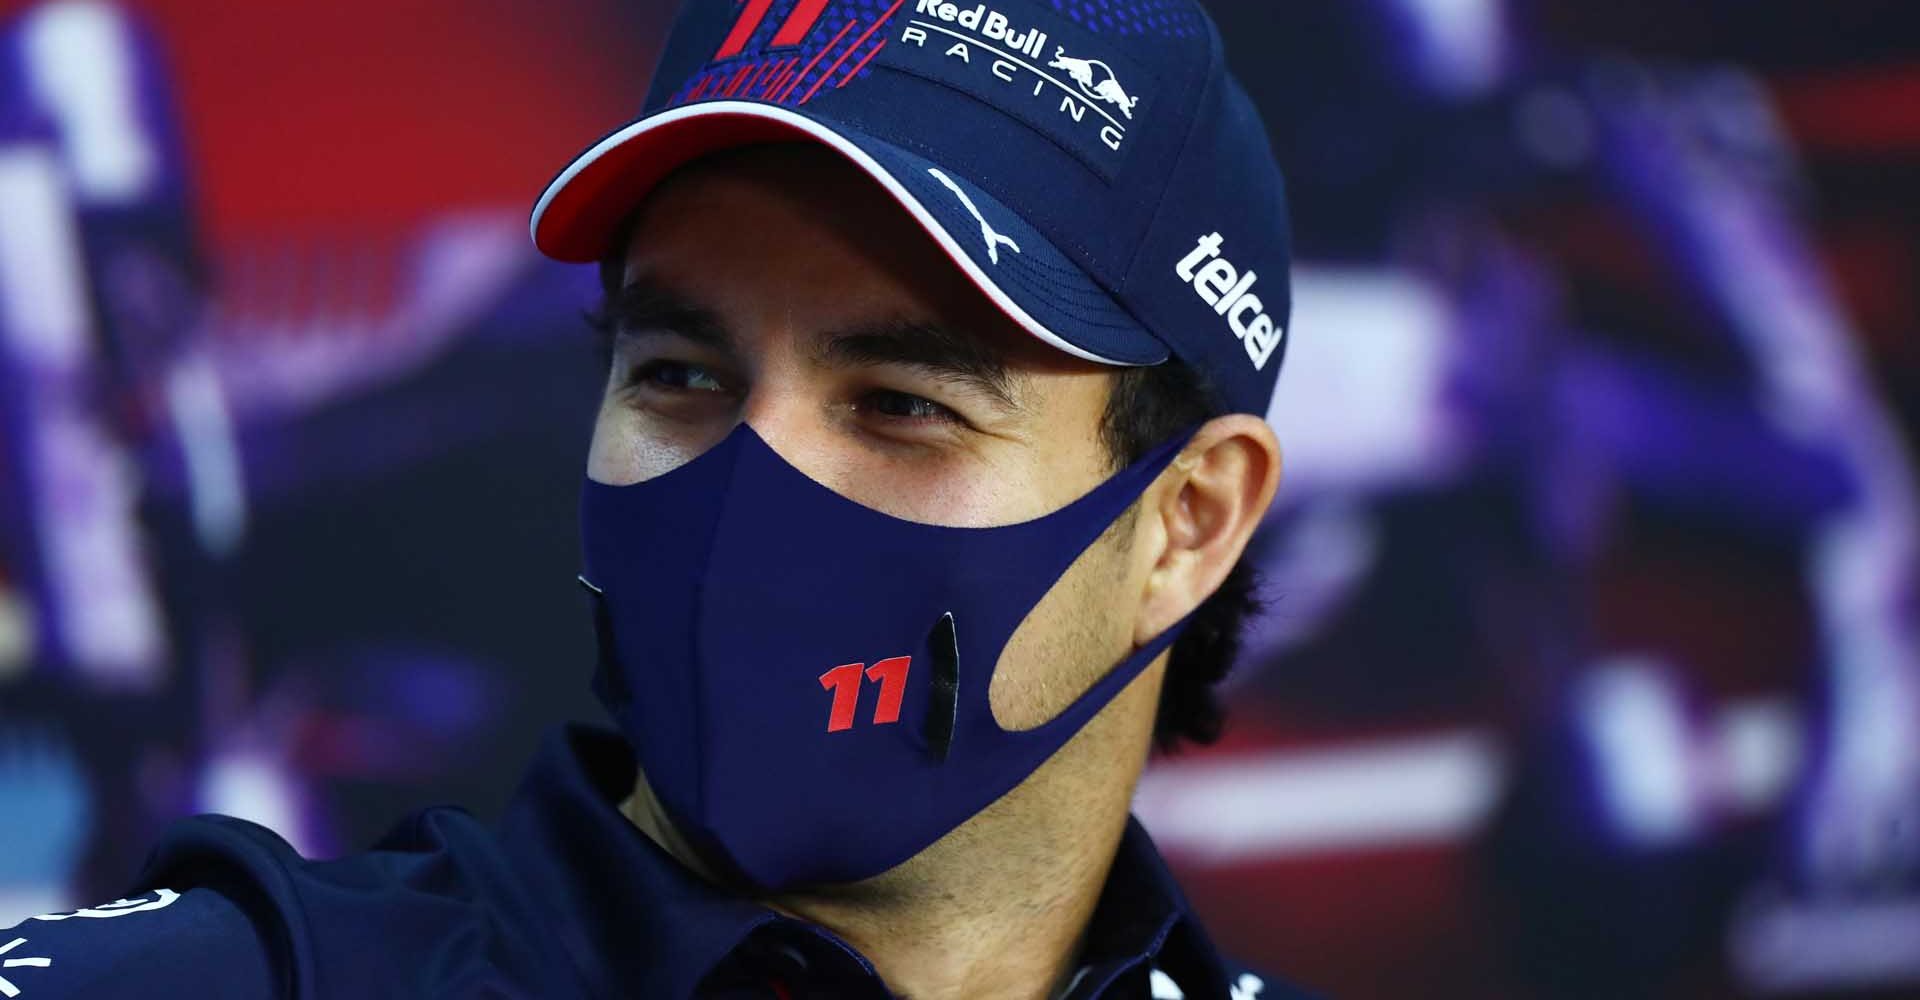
[964,423,1206,748]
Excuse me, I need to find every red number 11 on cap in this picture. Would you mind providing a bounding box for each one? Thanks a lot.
[714,0,831,60]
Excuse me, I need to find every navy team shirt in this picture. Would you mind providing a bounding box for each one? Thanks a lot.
[0,726,1304,998]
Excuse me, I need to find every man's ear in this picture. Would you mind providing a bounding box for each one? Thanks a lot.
[1134,414,1281,645]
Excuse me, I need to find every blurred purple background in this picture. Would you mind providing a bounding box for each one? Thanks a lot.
[2,1,1918,996]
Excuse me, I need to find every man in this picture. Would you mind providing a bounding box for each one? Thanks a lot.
[1,0,1302,995]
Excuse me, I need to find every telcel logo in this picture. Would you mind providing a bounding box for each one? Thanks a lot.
[1176,232,1284,370]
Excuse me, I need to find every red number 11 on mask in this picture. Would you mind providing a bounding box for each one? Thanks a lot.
[819,656,911,732]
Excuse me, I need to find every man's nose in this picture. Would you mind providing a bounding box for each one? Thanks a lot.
[736,381,856,497]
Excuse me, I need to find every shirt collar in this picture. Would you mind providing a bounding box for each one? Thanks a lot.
[496,725,780,997]
[497,724,1227,998]
[1069,814,1230,998]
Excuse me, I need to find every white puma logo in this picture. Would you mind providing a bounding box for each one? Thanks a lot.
[926,168,1020,264]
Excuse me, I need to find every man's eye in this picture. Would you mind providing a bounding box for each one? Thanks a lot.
[633,360,728,393]
[863,390,957,423]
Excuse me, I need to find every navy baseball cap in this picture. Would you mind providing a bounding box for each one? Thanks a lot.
[531,0,1292,416]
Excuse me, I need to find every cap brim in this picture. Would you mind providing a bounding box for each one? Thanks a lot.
[530,100,1168,367]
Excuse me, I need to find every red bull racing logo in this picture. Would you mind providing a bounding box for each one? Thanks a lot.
[883,0,1152,165]
[1047,46,1138,120]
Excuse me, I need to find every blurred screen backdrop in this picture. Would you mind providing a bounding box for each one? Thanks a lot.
[2,1,1917,996]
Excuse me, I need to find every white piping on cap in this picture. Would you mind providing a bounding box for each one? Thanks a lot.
[531,100,1144,367]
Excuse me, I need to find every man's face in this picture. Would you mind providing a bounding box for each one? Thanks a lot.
[588,143,1157,730]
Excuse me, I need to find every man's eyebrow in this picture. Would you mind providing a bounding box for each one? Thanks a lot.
[594,274,734,351]
[819,319,1023,414]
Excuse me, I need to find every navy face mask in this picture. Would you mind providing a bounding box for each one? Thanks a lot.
[579,423,1195,891]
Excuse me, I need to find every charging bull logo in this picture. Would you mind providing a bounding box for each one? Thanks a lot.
[1048,46,1138,119]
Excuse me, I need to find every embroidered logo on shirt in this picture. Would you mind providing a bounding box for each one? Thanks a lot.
[0,936,52,996]
[28,889,180,921]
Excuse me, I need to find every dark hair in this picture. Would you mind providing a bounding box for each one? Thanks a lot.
[590,235,1257,754]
